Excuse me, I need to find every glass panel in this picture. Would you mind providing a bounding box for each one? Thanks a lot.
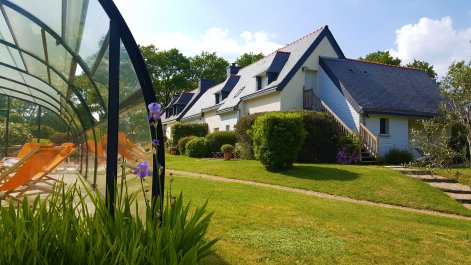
[46,33,72,78]
[64,0,86,53]
[22,53,48,82]
[78,0,109,70]
[0,44,20,69]
[0,12,14,44]
[7,46,25,70]
[10,0,62,35]
[4,6,45,60]
[0,64,26,83]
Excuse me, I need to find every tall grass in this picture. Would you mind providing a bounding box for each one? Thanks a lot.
[0,178,217,264]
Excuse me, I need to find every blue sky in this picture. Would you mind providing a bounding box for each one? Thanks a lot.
[114,0,471,77]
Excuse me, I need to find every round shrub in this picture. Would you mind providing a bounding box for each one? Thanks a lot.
[185,137,209,158]
[221,144,234,153]
[205,131,237,153]
[178,136,197,155]
[8,113,24,123]
[383,148,414,165]
[50,132,69,145]
[252,112,306,170]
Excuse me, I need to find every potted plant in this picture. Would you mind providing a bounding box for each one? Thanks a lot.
[221,144,234,160]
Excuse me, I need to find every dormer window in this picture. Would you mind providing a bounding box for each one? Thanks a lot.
[215,93,220,104]
[256,76,262,90]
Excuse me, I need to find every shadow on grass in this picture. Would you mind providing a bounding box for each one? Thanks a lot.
[201,252,231,265]
[277,164,360,181]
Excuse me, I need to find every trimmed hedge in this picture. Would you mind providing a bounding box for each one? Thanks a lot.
[185,137,209,158]
[383,148,414,165]
[171,122,208,143]
[205,131,237,153]
[178,136,197,155]
[234,112,265,159]
[295,111,337,162]
[253,112,306,170]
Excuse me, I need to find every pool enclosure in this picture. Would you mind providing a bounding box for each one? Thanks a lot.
[0,0,165,208]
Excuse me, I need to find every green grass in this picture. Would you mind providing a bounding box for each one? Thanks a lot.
[426,167,471,186]
[147,175,471,265]
[165,155,471,216]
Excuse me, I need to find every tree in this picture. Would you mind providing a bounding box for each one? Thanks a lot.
[140,46,193,106]
[190,51,229,84]
[440,61,471,160]
[359,51,401,66]
[407,60,438,81]
[235,52,265,68]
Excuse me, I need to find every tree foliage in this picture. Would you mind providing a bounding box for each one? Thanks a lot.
[439,60,471,161]
[140,46,193,106]
[235,52,265,68]
[406,59,438,80]
[190,51,229,84]
[359,51,401,66]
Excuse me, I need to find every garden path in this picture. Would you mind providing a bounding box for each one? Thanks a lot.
[167,169,471,220]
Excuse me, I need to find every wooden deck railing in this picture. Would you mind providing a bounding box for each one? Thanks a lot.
[320,101,353,138]
[359,123,379,159]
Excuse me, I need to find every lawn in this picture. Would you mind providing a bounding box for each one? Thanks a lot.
[426,167,471,186]
[165,155,471,216]
[134,174,471,265]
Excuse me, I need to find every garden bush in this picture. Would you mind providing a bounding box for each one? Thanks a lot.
[295,111,337,162]
[252,112,306,170]
[8,113,24,123]
[185,137,210,158]
[235,113,265,159]
[383,148,414,165]
[178,136,197,155]
[0,181,217,264]
[0,122,32,145]
[205,131,237,153]
[172,123,208,143]
[50,132,69,145]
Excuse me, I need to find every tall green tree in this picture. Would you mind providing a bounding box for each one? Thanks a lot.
[190,51,229,84]
[235,52,265,68]
[140,46,192,106]
[359,51,401,66]
[406,59,438,81]
[440,61,471,160]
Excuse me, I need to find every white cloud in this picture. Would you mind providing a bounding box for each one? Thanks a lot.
[390,17,471,78]
[151,27,282,62]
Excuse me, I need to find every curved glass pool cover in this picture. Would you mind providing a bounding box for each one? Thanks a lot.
[0,0,165,209]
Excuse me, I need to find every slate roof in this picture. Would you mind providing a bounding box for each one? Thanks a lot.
[182,82,225,120]
[319,57,442,117]
[216,25,344,113]
[162,88,198,122]
[174,92,194,105]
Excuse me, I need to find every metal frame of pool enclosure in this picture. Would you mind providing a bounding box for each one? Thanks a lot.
[0,0,165,211]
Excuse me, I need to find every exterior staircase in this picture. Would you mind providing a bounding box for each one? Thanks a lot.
[303,89,380,163]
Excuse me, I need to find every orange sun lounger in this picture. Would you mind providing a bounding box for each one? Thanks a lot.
[0,143,76,201]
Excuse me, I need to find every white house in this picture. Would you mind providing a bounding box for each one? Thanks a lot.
[162,25,441,160]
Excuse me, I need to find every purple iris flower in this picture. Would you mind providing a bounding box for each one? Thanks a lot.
[133,160,152,179]
[148,102,162,121]
[152,139,160,147]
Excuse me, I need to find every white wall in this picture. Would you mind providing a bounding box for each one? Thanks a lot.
[219,111,239,131]
[241,92,281,116]
[203,110,221,132]
[280,37,339,111]
[364,115,409,156]
[318,68,360,131]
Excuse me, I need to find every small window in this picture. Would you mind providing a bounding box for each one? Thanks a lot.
[234,87,245,98]
[256,76,262,90]
[215,93,220,104]
[380,118,389,134]
[226,125,230,131]
[214,128,219,132]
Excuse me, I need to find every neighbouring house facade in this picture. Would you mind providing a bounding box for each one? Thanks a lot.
[162,25,441,159]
